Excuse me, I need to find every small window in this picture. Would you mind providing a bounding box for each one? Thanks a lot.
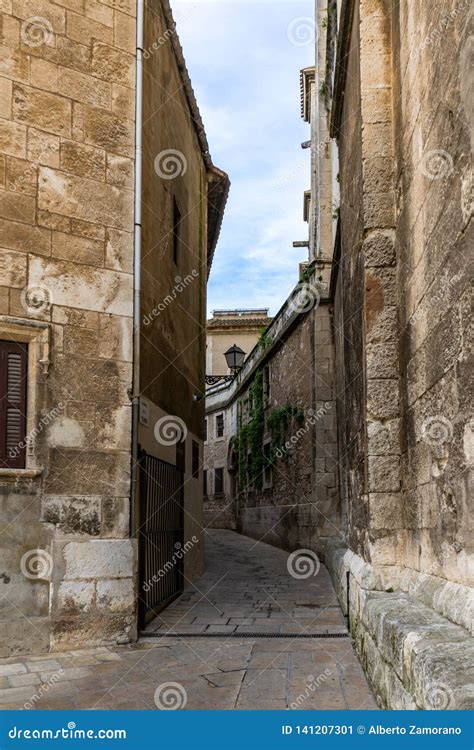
[216,413,224,438]
[214,467,224,495]
[176,431,185,473]
[192,440,199,478]
[203,469,208,496]
[0,341,28,469]
[172,196,181,266]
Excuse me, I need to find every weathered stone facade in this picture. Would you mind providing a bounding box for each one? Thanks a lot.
[0,0,228,655]
[0,0,137,657]
[327,0,473,709]
[205,289,341,555]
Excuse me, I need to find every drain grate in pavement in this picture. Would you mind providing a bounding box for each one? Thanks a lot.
[140,631,349,639]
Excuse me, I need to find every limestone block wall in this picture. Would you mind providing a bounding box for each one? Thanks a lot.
[328,0,473,708]
[205,303,341,556]
[0,0,136,655]
[393,0,472,586]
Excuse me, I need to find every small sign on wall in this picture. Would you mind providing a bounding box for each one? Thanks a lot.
[139,398,150,427]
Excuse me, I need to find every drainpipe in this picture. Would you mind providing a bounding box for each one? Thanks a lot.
[130,0,144,535]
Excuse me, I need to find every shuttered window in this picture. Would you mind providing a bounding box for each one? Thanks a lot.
[0,341,28,469]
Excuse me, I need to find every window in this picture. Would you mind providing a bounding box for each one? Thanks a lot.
[192,440,199,479]
[216,413,224,438]
[172,196,181,266]
[214,467,224,495]
[204,418,207,442]
[176,432,186,473]
[203,469,208,496]
[0,341,28,469]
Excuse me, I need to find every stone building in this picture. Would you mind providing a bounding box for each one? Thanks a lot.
[205,0,473,709]
[206,308,271,377]
[0,0,228,655]
[326,0,473,709]
[204,291,339,544]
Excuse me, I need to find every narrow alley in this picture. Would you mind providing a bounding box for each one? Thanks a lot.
[0,532,376,710]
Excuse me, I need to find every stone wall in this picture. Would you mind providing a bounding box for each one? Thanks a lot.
[0,0,137,655]
[393,0,472,586]
[204,297,341,557]
[328,0,473,708]
[138,0,209,583]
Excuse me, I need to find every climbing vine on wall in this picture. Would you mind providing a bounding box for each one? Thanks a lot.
[234,369,305,492]
[267,405,304,456]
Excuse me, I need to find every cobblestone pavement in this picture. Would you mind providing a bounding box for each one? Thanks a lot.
[144,530,348,636]
[0,531,377,710]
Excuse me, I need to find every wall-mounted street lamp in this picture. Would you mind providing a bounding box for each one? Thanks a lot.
[205,344,246,386]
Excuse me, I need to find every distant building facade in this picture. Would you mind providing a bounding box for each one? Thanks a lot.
[206,309,271,376]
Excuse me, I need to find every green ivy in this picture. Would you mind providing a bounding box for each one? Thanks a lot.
[299,264,316,284]
[267,405,304,458]
[234,370,304,491]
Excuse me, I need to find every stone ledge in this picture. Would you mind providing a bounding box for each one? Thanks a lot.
[325,542,473,633]
[325,542,474,709]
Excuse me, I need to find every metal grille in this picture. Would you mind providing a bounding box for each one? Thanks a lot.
[138,449,184,627]
[141,632,350,639]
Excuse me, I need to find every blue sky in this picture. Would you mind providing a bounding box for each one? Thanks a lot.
[172,0,315,316]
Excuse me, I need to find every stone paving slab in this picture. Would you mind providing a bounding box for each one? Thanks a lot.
[0,530,377,710]
[0,638,377,710]
[144,530,348,637]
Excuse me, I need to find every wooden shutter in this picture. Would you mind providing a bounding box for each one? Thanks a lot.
[0,341,28,469]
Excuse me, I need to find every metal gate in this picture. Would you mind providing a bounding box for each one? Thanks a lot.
[138,449,184,627]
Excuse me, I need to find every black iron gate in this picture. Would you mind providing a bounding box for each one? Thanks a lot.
[138,449,184,627]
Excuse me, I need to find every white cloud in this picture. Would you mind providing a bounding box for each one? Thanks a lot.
[171,0,315,315]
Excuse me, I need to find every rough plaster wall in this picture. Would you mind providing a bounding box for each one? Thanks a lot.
[393,0,473,585]
[141,0,207,442]
[0,0,136,654]
[139,0,208,586]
